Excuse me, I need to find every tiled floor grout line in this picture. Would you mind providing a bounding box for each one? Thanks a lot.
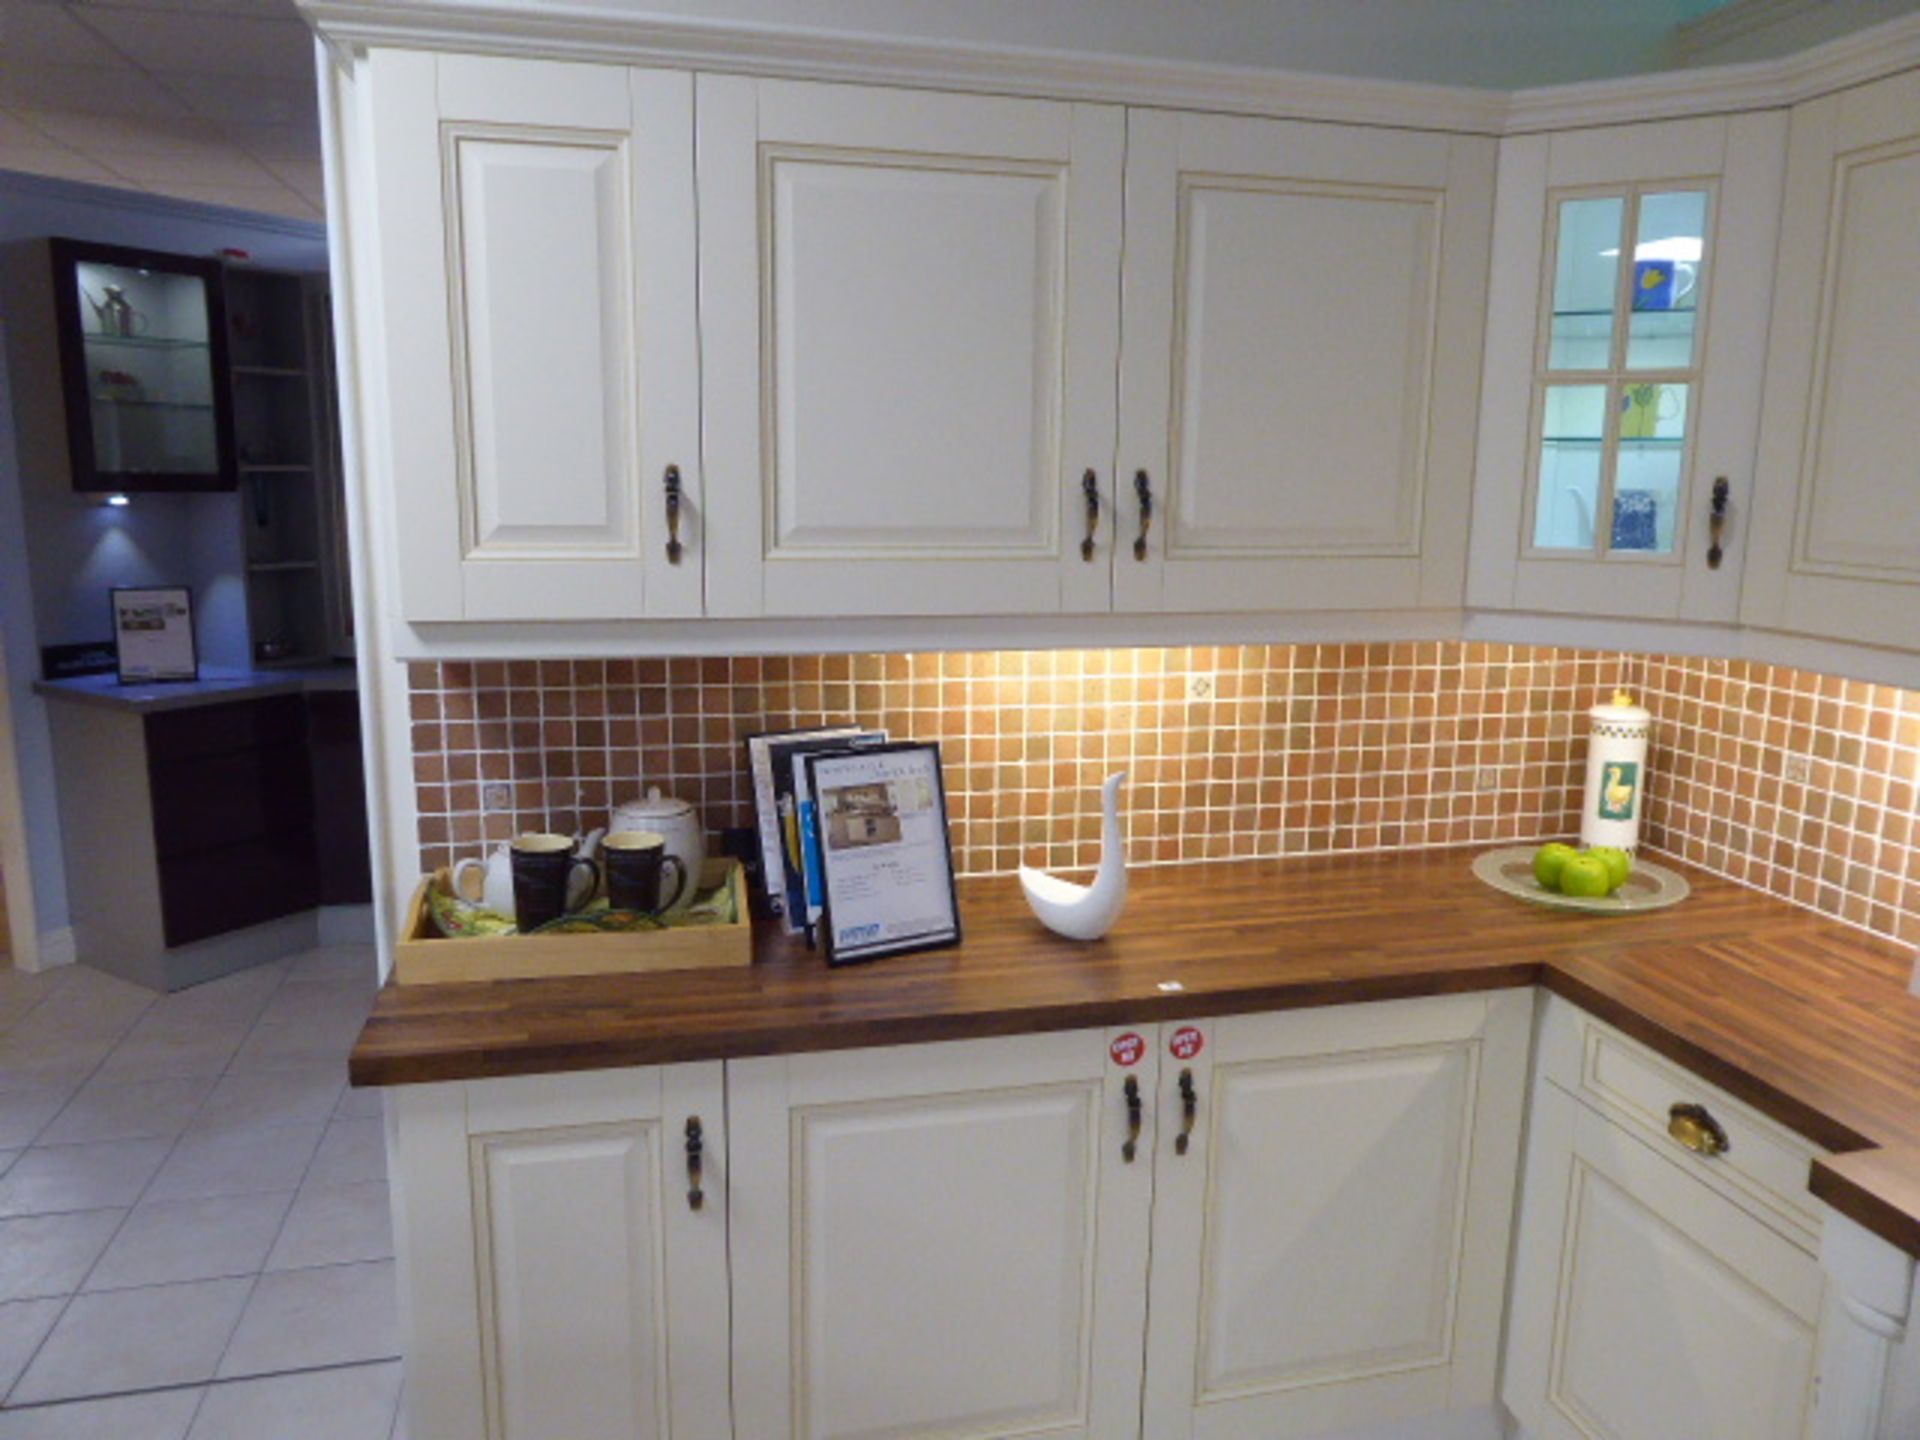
[0,1354,403,1420]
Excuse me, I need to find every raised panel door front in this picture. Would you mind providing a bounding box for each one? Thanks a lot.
[1141,994,1530,1439]
[472,1123,668,1440]
[1117,110,1494,614]
[1745,69,1920,650]
[1539,1102,1821,1440]
[368,52,701,622]
[728,1028,1156,1440]
[699,78,1123,617]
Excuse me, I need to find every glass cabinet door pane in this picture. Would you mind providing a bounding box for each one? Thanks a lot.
[1535,383,1608,550]
[1626,190,1708,370]
[1547,197,1625,370]
[73,259,220,477]
[1612,381,1688,553]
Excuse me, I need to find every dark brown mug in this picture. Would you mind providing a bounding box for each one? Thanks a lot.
[510,833,598,932]
[603,830,688,916]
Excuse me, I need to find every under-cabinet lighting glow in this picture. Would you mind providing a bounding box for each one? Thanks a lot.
[104,493,130,508]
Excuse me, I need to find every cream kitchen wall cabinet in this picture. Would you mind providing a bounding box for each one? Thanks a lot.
[1116,111,1496,614]
[1467,112,1787,623]
[387,1063,730,1440]
[727,993,1529,1440]
[365,51,703,623]
[1741,68,1920,653]
[697,76,1126,619]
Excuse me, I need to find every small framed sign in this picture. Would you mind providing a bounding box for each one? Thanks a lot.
[803,741,961,965]
[110,586,197,683]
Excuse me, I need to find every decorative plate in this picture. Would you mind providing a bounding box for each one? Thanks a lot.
[1472,846,1690,914]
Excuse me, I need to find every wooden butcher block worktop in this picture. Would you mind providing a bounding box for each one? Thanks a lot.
[351,847,1920,1256]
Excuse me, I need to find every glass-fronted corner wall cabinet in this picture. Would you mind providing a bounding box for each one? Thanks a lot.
[49,238,237,493]
[1528,187,1711,559]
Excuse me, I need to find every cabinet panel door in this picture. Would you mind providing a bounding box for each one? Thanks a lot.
[1467,113,1787,623]
[728,1027,1156,1439]
[1116,110,1494,613]
[699,77,1123,617]
[1744,69,1920,650]
[367,52,700,621]
[1141,992,1530,1439]
[1505,1083,1822,1440]
[391,1065,729,1440]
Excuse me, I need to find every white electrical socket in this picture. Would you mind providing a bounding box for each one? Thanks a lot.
[482,782,513,811]
[1783,754,1812,783]
[1187,673,1216,702]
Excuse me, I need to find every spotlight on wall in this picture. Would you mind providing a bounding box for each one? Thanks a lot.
[104,493,131,508]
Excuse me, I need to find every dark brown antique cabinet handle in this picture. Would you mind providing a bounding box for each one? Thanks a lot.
[685,1115,705,1209]
[1133,470,1154,561]
[664,465,684,565]
[1122,1075,1142,1163]
[1081,469,1100,562]
[1668,1102,1730,1158]
[1176,1069,1198,1156]
[1706,477,1730,570]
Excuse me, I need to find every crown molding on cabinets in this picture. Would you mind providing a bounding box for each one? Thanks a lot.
[294,3,1510,134]
[299,2,1920,136]
[1505,11,1920,131]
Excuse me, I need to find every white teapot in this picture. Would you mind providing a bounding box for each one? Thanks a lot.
[453,828,604,920]
[610,788,703,913]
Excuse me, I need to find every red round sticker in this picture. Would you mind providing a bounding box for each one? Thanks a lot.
[1169,1026,1205,1061]
[1109,1032,1145,1067]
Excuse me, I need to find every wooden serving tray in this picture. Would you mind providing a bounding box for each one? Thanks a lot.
[394,859,752,986]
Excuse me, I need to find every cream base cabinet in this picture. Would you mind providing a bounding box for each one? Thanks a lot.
[726,1027,1158,1440]
[363,51,703,622]
[1114,111,1495,614]
[1140,991,1532,1439]
[388,1065,730,1440]
[698,76,1124,618]
[1504,1076,1824,1439]
[1742,68,1920,652]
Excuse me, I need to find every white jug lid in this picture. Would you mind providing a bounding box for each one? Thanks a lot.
[623,785,694,818]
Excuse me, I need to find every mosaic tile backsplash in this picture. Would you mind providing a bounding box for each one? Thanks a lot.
[407,644,1920,948]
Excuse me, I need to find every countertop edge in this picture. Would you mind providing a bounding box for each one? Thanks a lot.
[35,667,356,713]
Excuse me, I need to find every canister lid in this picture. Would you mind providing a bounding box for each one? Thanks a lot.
[622,785,694,819]
[1590,688,1651,724]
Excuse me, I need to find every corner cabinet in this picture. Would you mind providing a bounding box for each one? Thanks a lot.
[1115,111,1495,615]
[1741,68,1920,652]
[364,51,703,622]
[1467,112,1788,622]
[389,1064,731,1440]
[1504,997,1827,1440]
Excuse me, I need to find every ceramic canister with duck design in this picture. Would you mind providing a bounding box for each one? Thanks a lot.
[1581,689,1651,853]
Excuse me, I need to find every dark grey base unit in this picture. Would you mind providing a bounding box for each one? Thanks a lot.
[47,691,368,991]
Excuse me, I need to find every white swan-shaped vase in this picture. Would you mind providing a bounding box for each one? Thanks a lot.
[1019,771,1128,941]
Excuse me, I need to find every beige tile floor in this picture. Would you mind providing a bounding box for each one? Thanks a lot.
[0,948,406,1439]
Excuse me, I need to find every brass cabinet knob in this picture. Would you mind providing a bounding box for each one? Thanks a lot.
[1668,1102,1730,1157]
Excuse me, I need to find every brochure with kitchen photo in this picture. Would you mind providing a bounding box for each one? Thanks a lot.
[745,725,866,917]
[804,742,960,965]
[764,729,888,937]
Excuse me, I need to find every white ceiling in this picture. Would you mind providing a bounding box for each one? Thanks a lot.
[0,0,321,221]
[2,0,1920,225]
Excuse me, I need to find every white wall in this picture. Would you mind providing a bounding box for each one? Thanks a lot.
[0,168,327,954]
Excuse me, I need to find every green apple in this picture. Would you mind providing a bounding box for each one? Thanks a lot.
[1559,854,1613,898]
[1533,842,1579,890]
[1589,846,1633,892]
